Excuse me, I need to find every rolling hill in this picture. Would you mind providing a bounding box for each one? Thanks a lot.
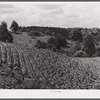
[0,39,99,89]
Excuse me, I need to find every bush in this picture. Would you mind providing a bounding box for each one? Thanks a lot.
[6,32,13,43]
[47,37,55,47]
[48,36,67,50]
[35,40,47,49]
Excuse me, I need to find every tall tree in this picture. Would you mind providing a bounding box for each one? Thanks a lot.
[1,21,7,29]
[10,20,19,33]
[82,34,96,57]
[0,21,13,42]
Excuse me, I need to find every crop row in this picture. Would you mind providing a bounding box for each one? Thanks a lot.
[0,42,99,89]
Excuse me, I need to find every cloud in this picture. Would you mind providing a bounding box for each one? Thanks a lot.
[0,4,15,9]
[34,3,64,10]
[49,8,64,15]
[18,2,100,28]
[0,9,19,14]
[0,2,100,28]
[0,4,21,14]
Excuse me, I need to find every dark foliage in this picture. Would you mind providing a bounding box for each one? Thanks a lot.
[17,25,100,57]
[95,45,100,57]
[21,27,26,32]
[0,21,13,43]
[29,31,44,37]
[44,29,51,35]
[82,34,96,57]
[10,20,19,33]
[48,35,67,50]
[69,28,83,42]
[24,26,69,38]
[35,40,47,49]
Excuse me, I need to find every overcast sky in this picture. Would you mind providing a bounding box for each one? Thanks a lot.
[0,2,100,28]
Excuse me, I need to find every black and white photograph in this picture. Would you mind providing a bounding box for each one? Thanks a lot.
[0,1,100,90]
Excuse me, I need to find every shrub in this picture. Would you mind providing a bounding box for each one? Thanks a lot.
[47,37,55,47]
[35,40,47,49]
[48,36,67,50]
[6,32,13,43]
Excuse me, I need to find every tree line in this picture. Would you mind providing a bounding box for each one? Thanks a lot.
[23,26,99,57]
[0,20,100,57]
